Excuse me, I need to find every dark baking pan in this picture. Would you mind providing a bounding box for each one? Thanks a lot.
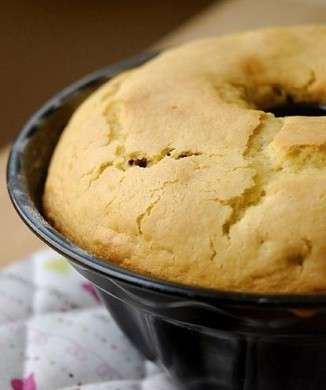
[7,52,326,390]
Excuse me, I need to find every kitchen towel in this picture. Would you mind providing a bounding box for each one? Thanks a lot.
[0,249,176,390]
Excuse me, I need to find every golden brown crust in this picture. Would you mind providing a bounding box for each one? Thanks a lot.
[44,26,326,293]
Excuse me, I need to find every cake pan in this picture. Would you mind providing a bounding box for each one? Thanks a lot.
[7,53,326,390]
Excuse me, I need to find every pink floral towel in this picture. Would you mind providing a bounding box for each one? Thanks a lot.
[0,250,175,390]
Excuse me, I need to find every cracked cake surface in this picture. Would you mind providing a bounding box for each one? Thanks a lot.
[43,26,326,292]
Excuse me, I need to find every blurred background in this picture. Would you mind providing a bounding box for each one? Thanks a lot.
[0,0,213,147]
[1,0,326,264]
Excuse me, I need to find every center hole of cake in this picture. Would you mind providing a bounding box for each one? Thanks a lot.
[268,102,326,117]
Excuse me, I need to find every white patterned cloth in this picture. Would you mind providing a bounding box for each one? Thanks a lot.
[0,249,175,390]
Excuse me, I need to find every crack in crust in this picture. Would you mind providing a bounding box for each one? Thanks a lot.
[209,238,217,262]
[136,177,179,237]
[221,115,281,238]
[136,195,161,235]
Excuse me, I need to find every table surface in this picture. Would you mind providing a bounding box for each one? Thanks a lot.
[1,0,326,266]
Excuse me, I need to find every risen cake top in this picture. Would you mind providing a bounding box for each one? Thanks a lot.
[44,26,326,292]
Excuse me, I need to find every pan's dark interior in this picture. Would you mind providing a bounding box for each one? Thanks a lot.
[269,102,326,117]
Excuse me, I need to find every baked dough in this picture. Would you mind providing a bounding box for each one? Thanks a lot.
[44,26,326,293]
